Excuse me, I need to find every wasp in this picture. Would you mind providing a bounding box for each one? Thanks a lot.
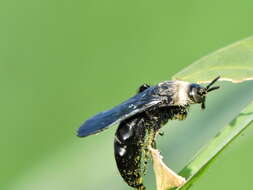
[77,76,220,190]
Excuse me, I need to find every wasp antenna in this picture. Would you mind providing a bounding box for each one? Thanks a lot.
[207,86,220,92]
[206,76,220,89]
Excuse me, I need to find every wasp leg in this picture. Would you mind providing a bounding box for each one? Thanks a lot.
[142,128,157,176]
[142,147,149,176]
[173,106,188,120]
[159,131,164,136]
[138,84,150,93]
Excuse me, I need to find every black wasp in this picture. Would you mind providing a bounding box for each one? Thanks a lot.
[77,76,220,190]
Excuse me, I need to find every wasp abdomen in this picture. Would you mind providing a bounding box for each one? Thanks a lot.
[114,114,148,190]
[114,106,189,190]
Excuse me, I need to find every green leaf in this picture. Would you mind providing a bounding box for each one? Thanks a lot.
[173,36,253,83]
[165,36,253,190]
[177,101,253,190]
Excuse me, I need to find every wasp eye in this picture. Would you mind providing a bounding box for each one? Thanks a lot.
[188,85,205,104]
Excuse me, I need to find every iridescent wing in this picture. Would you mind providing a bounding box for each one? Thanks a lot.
[77,85,170,137]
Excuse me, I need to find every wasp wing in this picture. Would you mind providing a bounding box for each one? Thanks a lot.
[77,86,168,137]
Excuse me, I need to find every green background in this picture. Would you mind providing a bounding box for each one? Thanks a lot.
[1,0,253,189]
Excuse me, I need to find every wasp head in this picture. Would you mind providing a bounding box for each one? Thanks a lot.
[188,76,220,109]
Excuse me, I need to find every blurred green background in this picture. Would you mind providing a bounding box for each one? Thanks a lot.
[1,0,253,190]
